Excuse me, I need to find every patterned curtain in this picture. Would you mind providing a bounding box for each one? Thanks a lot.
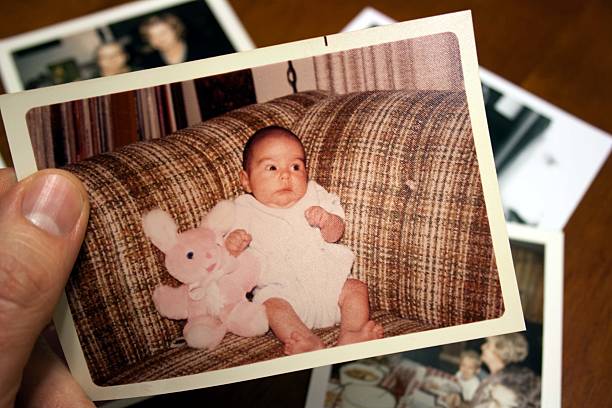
[26,95,115,169]
[24,69,256,169]
[314,32,464,93]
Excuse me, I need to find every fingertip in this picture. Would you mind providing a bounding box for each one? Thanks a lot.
[42,169,90,219]
[20,170,89,237]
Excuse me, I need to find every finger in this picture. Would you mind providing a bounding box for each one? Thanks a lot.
[304,209,313,222]
[0,167,17,196]
[0,169,90,407]
[230,231,243,241]
[17,337,94,407]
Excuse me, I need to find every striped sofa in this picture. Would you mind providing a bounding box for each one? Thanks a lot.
[65,90,503,386]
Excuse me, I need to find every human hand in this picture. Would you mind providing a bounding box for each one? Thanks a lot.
[441,393,462,408]
[0,168,92,407]
[305,206,344,243]
[304,205,330,229]
[224,229,251,256]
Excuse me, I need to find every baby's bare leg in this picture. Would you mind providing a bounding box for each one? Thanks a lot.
[264,297,324,355]
[337,279,384,345]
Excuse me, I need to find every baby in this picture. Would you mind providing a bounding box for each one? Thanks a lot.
[221,125,383,354]
[455,350,481,402]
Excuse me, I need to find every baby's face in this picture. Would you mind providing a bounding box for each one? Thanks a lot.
[459,357,479,380]
[241,133,307,208]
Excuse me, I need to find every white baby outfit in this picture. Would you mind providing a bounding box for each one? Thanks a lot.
[455,370,480,402]
[224,180,354,329]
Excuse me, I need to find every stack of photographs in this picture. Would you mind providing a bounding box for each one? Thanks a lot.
[1,11,525,402]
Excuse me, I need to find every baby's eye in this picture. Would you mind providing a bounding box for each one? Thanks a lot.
[291,164,301,171]
[186,251,194,260]
[265,165,277,171]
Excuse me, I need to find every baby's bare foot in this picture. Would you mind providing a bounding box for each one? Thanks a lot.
[337,320,384,346]
[284,331,325,355]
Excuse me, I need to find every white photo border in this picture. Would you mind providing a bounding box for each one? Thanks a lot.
[305,223,564,408]
[0,0,254,93]
[0,11,525,400]
[341,6,396,32]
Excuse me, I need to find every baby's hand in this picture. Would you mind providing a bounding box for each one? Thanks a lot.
[305,206,330,229]
[225,229,252,256]
[306,206,345,242]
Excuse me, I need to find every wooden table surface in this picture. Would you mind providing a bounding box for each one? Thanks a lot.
[1,1,610,406]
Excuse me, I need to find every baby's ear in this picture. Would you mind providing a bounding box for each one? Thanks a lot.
[142,209,179,253]
[240,170,251,193]
[202,200,236,235]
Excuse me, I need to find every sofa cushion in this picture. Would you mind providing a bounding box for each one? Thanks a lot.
[100,310,437,386]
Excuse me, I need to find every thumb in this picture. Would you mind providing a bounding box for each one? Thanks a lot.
[0,169,89,406]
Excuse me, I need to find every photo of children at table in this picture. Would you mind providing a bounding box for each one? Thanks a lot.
[323,333,541,408]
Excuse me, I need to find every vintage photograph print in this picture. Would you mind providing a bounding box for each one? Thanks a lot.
[0,0,253,92]
[306,224,563,408]
[0,12,523,400]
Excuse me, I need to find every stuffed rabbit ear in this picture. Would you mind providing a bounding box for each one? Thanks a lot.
[142,209,179,253]
[202,200,236,235]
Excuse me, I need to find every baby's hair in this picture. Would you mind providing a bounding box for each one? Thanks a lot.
[460,350,481,367]
[242,125,305,170]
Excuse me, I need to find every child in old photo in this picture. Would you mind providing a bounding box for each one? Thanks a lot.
[215,125,383,354]
[455,350,481,402]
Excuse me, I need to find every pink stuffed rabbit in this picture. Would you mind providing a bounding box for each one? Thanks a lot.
[142,203,268,350]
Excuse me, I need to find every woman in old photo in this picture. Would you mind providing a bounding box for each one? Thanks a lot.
[445,333,541,408]
[139,13,213,68]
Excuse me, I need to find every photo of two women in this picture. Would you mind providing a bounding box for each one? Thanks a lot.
[12,0,235,89]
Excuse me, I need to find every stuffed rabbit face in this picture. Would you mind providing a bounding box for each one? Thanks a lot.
[142,209,227,284]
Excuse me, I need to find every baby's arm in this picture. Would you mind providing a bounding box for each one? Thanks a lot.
[225,229,252,256]
[305,206,345,243]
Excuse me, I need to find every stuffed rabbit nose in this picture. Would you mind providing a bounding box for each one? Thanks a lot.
[206,252,213,259]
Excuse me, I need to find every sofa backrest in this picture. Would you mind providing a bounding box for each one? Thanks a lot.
[294,90,504,326]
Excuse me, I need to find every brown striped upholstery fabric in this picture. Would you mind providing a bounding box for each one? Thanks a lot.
[65,90,503,386]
